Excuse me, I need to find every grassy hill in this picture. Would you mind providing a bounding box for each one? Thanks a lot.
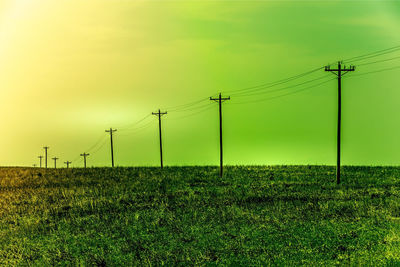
[1,166,400,265]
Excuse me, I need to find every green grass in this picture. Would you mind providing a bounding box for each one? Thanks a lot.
[1,166,400,265]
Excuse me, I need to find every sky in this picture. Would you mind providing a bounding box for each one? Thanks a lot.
[0,0,400,167]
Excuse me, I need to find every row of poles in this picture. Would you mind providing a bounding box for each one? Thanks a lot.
[37,128,116,169]
[34,62,354,184]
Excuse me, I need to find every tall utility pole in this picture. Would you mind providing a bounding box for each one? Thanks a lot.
[80,153,89,168]
[325,61,355,184]
[105,128,117,167]
[38,156,43,168]
[64,161,71,168]
[210,93,230,178]
[52,157,59,169]
[43,146,49,168]
[152,109,167,168]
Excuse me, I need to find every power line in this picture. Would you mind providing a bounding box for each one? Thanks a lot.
[118,125,153,137]
[342,45,400,63]
[90,139,108,155]
[233,75,329,98]
[31,44,400,172]
[224,67,324,96]
[118,114,152,131]
[85,134,107,153]
[169,104,214,121]
[355,55,400,67]
[231,78,335,105]
[220,45,399,98]
[136,46,400,114]
[164,97,210,112]
[344,48,400,65]
[348,65,400,78]
[117,120,154,136]
[159,66,336,112]
[223,45,400,98]
[223,46,400,99]
[70,135,105,163]
[169,102,211,113]
[347,50,400,64]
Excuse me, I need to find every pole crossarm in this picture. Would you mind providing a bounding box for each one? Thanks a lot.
[210,96,231,102]
[325,66,355,72]
[325,64,355,75]
[105,128,117,133]
[152,110,168,116]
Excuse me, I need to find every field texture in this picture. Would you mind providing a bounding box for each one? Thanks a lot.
[1,166,400,265]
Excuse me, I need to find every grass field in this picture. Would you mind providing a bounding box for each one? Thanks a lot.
[1,166,400,265]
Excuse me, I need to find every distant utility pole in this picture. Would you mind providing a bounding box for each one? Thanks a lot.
[325,61,355,185]
[210,93,230,178]
[52,157,59,169]
[38,156,43,168]
[152,109,167,168]
[80,153,89,168]
[43,146,49,168]
[105,128,117,167]
[64,161,72,168]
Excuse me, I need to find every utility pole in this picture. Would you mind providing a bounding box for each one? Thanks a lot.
[64,161,72,168]
[105,128,117,167]
[52,157,59,169]
[80,153,89,168]
[152,109,167,168]
[43,146,49,168]
[325,61,355,184]
[38,156,43,168]
[210,93,230,178]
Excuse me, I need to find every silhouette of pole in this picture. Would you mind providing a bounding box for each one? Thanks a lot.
[325,61,355,184]
[64,161,72,168]
[80,153,89,168]
[52,157,59,169]
[38,156,43,168]
[43,146,49,168]
[210,93,230,177]
[152,109,167,168]
[105,128,117,167]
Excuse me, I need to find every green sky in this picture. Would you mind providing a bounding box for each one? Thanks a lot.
[0,0,400,167]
